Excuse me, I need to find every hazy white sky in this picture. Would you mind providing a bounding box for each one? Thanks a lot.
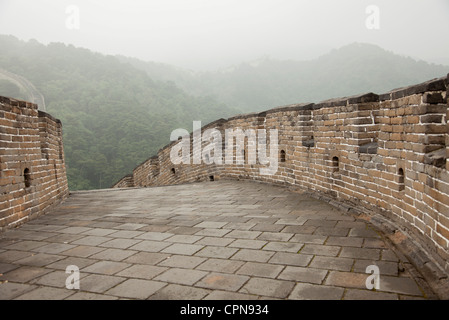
[1,0,448,70]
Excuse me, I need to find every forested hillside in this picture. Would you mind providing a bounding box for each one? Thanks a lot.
[0,35,238,190]
[1,35,447,190]
[121,43,448,112]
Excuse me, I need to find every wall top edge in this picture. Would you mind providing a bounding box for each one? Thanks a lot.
[379,76,447,101]
[38,110,62,124]
[0,95,38,110]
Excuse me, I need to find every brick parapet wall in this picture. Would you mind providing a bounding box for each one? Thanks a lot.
[0,97,69,231]
[115,75,449,273]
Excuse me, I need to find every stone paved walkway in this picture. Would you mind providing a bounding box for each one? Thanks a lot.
[0,180,437,300]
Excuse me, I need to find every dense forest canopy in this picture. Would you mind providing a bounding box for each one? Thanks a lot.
[0,35,447,190]
[0,35,238,190]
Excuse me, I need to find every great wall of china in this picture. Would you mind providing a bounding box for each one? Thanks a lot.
[1,75,448,287]
[113,75,449,276]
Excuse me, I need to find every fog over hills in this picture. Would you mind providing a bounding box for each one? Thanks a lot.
[0,35,447,190]
[120,42,448,112]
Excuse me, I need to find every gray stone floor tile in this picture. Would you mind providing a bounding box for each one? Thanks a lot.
[80,228,117,237]
[60,245,106,258]
[194,228,232,237]
[325,271,370,289]
[135,232,174,241]
[195,272,249,291]
[326,236,364,248]
[45,257,98,270]
[225,230,261,239]
[14,286,75,300]
[79,274,126,293]
[378,275,423,296]
[128,240,171,253]
[309,256,354,272]
[257,232,294,242]
[89,248,138,262]
[100,238,142,249]
[203,291,259,300]
[340,247,380,260]
[71,236,111,246]
[57,227,93,235]
[13,253,65,267]
[158,255,206,269]
[196,258,244,274]
[289,283,345,300]
[161,243,204,255]
[344,288,398,300]
[263,241,303,253]
[122,252,170,265]
[5,240,50,251]
[1,266,52,283]
[154,268,208,286]
[149,284,210,300]
[83,260,131,275]
[0,282,36,299]
[0,262,19,274]
[107,230,145,239]
[300,244,341,257]
[278,266,328,284]
[352,259,399,276]
[195,221,227,229]
[231,249,274,263]
[65,292,119,300]
[105,279,166,299]
[0,250,34,263]
[196,237,234,247]
[236,262,284,278]
[116,264,167,280]
[268,252,313,267]
[228,239,267,250]
[165,235,203,244]
[240,277,294,299]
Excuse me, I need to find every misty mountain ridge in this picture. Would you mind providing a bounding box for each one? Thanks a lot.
[0,34,239,190]
[119,42,448,112]
[0,35,447,190]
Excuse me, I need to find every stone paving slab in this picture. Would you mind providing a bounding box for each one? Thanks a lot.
[0,180,440,300]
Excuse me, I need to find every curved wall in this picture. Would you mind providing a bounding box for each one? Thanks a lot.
[114,75,449,273]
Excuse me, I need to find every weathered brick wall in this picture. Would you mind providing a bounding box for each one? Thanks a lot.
[115,75,449,273]
[0,97,69,231]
